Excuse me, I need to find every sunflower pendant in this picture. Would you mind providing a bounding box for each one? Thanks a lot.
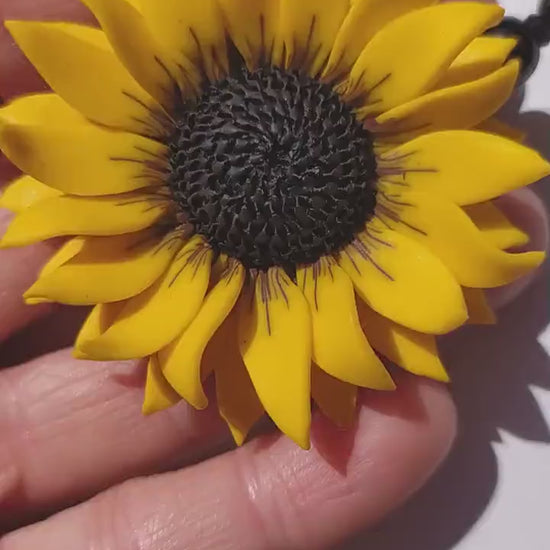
[0,0,548,449]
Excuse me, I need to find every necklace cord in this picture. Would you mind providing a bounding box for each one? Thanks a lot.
[489,0,550,84]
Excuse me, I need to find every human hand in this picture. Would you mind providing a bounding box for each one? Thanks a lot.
[0,1,548,548]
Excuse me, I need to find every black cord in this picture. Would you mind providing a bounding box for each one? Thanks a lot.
[489,0,550,84]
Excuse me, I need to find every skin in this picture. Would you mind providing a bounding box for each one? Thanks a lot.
[0,0,547,548]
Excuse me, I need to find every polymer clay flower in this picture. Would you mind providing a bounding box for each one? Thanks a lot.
[0,0,548,449]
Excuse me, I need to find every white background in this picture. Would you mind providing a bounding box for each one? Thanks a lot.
[348,1,550,548]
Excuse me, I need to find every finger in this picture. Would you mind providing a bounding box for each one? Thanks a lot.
[0,209,56,343]
[0,0,94,100]
[0,187,545,520]
[0,375,456,549]
[0,305,89,368]
[0,349,231,531]
[488,187,549,309]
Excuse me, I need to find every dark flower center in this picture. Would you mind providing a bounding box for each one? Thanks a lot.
[168,65,378,270]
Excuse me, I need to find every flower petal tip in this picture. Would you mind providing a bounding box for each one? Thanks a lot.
[0,223,36,248]
[24,295,50,306]
[485,5,505,24]
[23,283,42,301]
[512,230,531,249]
[507,250,548,275]
[74,339,107,361]
[284,428,311,451]
[142,403,162,416]
[468,310,498,327]
[528,250,547,269]
[72,348,91,360]
[3,19,23,32]
[368,372,397,392]
[445,296,470,334]
[189,396,210,411]
[434,371,451,384]
[535,156,550,181]
[76,342,117,361]
[0,236,15,249]
[229,428,246,448]
[416,364,451,383]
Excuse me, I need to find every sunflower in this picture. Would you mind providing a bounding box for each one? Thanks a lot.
[0,0,548,449]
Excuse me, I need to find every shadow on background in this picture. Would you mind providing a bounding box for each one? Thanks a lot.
[346,89,550,549]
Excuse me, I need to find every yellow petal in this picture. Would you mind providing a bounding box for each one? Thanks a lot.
[311,367,358,428]
[0,97,167,196]
[343,3,503,114]
[139,0,227,83]
[39,237,86,279]
[0,93,84,127]
[372,61,519,140]
[143,355,181,415]
[159,260,245,410]
[0,192,169,248]
[464,201,529,250]
[74,301,127,358]
[26,237,87,304]
[438,36,517,88]
[324,0,436,81]
[214,316,264,446]
[219,0,280,70]
[476,118,526,142]
[297,259,394,390]
[81,0,194,107]
[356,301,449,382]
[273,0,349,75]
[463,288,496,326]
[200,309,235,381]
[24,231,181,305]
[386,191,545,288]
[0,176,61,213]
[339,226,467,334]
[5,21,163,135]
[77,236,212,360]
[383,130,550,205]
[239,268,312,449]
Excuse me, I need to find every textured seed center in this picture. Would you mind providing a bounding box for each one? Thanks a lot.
[168,65,378,270]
